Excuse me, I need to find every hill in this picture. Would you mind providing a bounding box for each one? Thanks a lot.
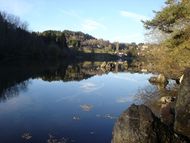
[0,12,72,62]
[0,11,139,63]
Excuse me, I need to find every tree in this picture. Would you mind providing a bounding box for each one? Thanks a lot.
[1,11,28,30]
[142,0,190,46]
[57,33,68,49]
[0,11,71,60]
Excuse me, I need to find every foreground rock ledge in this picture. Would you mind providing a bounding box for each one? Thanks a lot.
[112,104,189,143]
[174,68,190,138]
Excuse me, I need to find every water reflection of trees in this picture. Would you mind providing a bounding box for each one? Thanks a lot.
[41,61,129,82]
[0,80,30,102]
[134,86,160,104]
[0,61,130,102]
[134,83,178,116]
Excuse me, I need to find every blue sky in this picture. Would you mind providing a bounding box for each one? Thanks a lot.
[0,0,165,43]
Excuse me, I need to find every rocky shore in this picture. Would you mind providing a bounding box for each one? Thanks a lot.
[112,68,190,143]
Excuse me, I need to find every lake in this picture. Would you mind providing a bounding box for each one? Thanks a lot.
[0,61,154,143]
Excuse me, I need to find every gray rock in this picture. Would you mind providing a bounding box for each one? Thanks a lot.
[112,104,157,143]
[149,74,168,85]
[174,68,190,138]
[112,104,189,143]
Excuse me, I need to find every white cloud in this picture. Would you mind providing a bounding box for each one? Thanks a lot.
[81,19,106,32]
[80,82,104,93]
[120,10,148,21]
[113,75,139,82]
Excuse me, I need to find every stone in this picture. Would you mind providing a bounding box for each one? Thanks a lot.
[112,104,157,143]
[159,96,176,104]
[141,69,148,72]
[160,103,175,126]
[112,104,189,143]
[149,74,168,85]
[174,69,190,138]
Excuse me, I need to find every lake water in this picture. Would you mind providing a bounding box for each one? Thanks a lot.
[0,62,153,143]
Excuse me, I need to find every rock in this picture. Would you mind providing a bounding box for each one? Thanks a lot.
[141,69,148,72]
[149,74,168,85]
[112,104,157,143]
[174,69,190,138]
[112,104,189,143]
[160,103,175,126]
[159,96,176,104]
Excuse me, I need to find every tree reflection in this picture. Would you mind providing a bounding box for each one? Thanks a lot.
[134,83,178,117]
[0,80,30,102]
[0,60,130,102]
[134,86,159,103]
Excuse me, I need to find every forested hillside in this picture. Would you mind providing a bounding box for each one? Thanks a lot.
[0,12,71,61]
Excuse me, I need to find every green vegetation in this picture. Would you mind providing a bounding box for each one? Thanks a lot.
[0,12,71,62]
[0,10,140,65]
[141,0,190,77]
[143,0,190,47]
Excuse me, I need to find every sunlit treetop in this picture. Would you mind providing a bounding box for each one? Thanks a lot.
[142,0,190,33]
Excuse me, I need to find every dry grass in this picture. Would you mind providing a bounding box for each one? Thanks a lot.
[141,43,190,78]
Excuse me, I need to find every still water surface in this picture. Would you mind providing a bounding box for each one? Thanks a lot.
[0,64,153,143]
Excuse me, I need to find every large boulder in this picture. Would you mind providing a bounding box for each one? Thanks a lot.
[112,104,157,143]
[112,104,189,143]
[149,74,168,85]
[174,68,190,138]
